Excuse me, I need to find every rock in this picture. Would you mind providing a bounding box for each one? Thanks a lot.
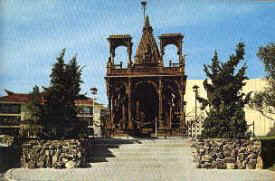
[247,153,257,160]
[201,155,213,162]
[231,149,237,158]
[223,150,231,157]
[216,152,224,159]
[246,162,256,169]
[216,161,226,169]
[226,163,235,169]
[256,156,263,169]
[65,160,76,169]
[62,158,69,163]
[191,139,262,170]
[236,160,244,169]
[28,161,36,169]
[238,153,246,161]
[54,161,65,169]
[247,145,254,152]
[199,148,205,154]
[246,159,257,169]
[211,161,217,168]
[193,154,199,162]
[52,153,59,165]
[77,152,82,158]
[37,160,44,168]
[45,150,49,156]
[253,146,261,153]
[201,162,212,169]
[238,146,246,153]
[224,157,235,163]
[209,152,216,159]
[196,163,201,168]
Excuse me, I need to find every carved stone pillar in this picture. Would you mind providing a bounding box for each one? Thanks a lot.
[136,100,140,121]
[159,41,164,66]
[127,79,133,129]
[168,104,171,129]
[158,78,164,128]
[122,104,126,130]
[179,41,184,67]
[127,42,133,67]
[106,79,112,129]
[180,92,185,129]
[111,50,115,65]
[111,96,115,129]
[108,96,112,129]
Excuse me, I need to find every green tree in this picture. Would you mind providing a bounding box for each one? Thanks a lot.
[21,85,43,137]
[25,85,42,122]
[250,43,275,118]
[42,49,83,138]
[198,42,251,138]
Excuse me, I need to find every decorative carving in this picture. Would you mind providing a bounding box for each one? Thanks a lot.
[135,16,161,66]
[107,35,133,67]
[159,33,184,65]
[105,14,187,136]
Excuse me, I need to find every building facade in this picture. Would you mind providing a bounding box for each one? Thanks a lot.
[185,79,275,136]
[0,90,106,135]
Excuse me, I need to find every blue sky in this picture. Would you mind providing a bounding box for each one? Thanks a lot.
[0,0,275,104]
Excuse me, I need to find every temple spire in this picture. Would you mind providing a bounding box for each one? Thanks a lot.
[144,15,150,27]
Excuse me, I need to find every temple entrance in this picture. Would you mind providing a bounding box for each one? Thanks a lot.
[133,82,158,135]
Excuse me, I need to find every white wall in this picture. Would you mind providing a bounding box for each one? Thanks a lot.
[185,79,275,136]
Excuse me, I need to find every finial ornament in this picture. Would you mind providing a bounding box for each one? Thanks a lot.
[141,1,147,21]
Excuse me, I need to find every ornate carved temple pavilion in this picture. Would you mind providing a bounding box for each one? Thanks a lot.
[105,11,187,136]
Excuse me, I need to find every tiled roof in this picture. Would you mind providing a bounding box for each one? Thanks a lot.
[0,90,94,105]
[74,98,93,105]
[0,94,30,103]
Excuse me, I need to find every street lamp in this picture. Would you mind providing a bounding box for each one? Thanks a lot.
[192,85,199,138]
[90,87,98,128]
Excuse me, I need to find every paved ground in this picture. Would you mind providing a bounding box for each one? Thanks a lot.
[3,138,275,181]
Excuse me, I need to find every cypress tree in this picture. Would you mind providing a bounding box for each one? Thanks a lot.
[198,42,251,138]
[43,49,83,138]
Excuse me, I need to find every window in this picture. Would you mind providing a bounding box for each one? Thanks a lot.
[77,106,92,114]
[0,116,20,125]
[0,104,21,114]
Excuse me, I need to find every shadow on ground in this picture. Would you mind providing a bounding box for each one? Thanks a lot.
[0,145,20,174]
[88,136,154,163]
[261,139,275,169]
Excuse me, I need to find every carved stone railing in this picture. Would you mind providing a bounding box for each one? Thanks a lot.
[107,66,184,76]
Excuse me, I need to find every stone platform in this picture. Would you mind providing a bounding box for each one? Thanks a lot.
[4,138,275,181]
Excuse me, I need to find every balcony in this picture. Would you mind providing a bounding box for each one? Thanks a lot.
[0,116,21,126]
[106,66,184,77]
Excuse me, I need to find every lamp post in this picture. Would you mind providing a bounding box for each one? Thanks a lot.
[192,85,199,138]
[90,87,98,134]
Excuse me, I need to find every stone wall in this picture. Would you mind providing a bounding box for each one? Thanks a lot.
[20,139,90,169]
[191,139,263,169]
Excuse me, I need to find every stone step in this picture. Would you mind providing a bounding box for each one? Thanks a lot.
[89,156,188,162]
[90,152,187,158]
